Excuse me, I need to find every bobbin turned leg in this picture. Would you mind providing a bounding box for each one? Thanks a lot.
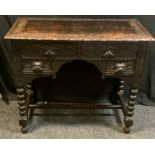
[123,88,138,133]
[118,80,124,95]
[17,87,28,134]
[25,84,33,120]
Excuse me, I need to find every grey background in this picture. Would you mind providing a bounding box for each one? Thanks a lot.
[0,15,155,105]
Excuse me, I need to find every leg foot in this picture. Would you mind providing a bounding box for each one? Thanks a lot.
[123,126,131,134]
[21,125,28,134]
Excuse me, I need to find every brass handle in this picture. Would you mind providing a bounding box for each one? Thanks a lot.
[103,50,115,57]
[114,63,126,73]
[44,48,56,56]
[32,62,43,72]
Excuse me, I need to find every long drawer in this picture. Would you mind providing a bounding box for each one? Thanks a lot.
[17,41,78,59]
[80,42,138,59]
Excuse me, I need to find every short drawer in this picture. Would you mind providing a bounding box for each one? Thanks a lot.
[18,41,77,59]
[80,42,138,59]
[22,59,53,74]
[105,60,135,75]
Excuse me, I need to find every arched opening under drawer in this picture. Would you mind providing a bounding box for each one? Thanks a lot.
[32,60,120,104]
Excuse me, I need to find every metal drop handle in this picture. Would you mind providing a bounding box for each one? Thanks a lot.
[44,48,56,56]
[103,50,115,57]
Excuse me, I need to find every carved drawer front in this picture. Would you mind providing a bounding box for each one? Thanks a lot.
[22,59,53,75]
[48,42,77,59]
[105,60,135,75]
[80,42,138,59]
[19,42,49,58]
[19,42,77,59]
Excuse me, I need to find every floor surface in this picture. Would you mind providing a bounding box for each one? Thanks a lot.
[0,100,155,138]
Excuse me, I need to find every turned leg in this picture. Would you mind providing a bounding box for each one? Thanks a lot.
[123,88,138,133]
[119,80,124,95]
[25,84,34,121]
[117,80,137,133]
[17,87,28,134]
[117,80,127,116]
[25,84,33,119]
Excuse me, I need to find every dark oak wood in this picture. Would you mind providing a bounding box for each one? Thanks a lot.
[5,18,155,41]
[16,87,28,133]
[29,102,122,109]
[4,17,155,134]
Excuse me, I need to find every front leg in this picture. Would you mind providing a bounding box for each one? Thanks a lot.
[17,87,28,134]
[25,84,33,120]
[123,88,138,133]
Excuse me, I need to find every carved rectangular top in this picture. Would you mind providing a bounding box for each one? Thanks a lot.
[4,17,155,41]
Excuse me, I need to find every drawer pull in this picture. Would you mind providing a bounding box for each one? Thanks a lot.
[103,50,115,57]
[114,63,126,73]
[32,62,43,72]
[44,49,56,56]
